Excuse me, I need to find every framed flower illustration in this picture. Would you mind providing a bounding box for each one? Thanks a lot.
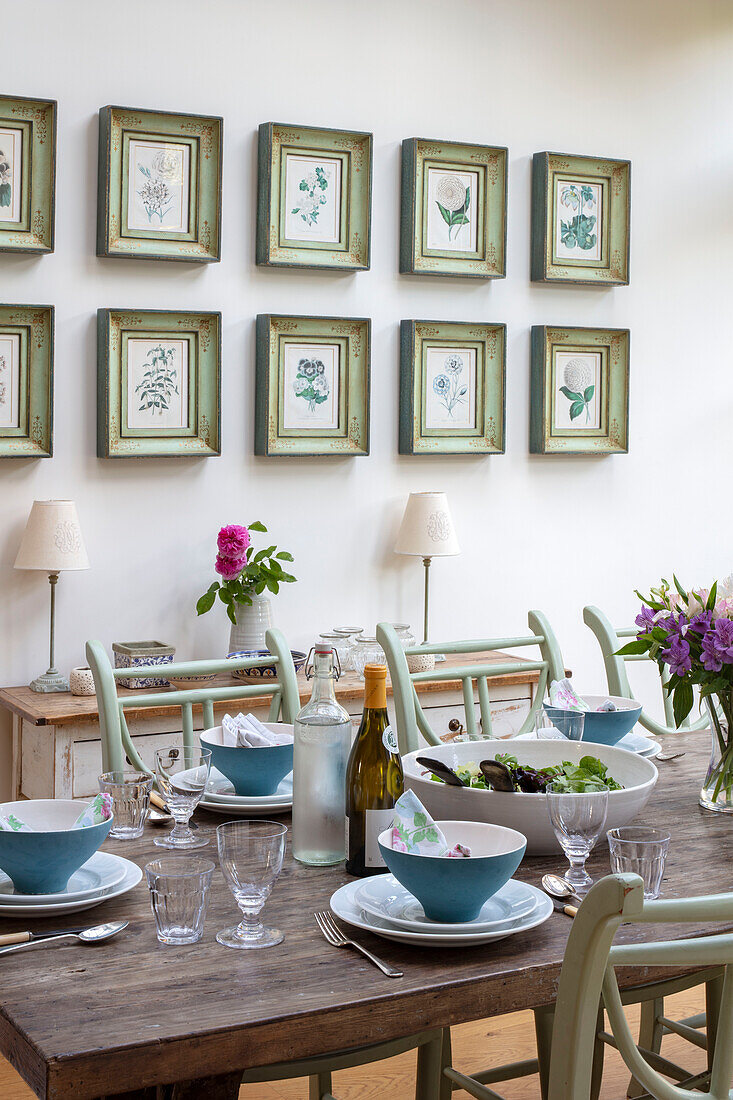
[400,137,507,278]
[255,314,370,456]
[256,123,372,270]
[531,152,630,285]
[530,326,629,455]
[0,304,53,457]
[399,320,505,455]
[97,106,222,262]
[0,95,56,254]
[97,310,221,457]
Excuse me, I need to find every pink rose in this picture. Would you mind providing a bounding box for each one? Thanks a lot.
[215,553,246,580]
[217,524,250,559]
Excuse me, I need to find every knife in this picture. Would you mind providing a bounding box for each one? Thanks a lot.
[551,898,578,918]
[0,926,95,947]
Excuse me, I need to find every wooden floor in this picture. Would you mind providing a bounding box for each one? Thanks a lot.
[0,990,706,1099]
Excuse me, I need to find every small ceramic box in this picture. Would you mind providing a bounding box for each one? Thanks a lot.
[112,641,176,689]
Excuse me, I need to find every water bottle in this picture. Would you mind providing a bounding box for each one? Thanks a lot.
[292,646,352,865]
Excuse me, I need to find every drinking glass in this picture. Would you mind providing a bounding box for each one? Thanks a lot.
[145,857,214,945]
[547,782,609,895]
[98,771,153,839]
[543,706,585,741]
[607,826,671,899]
[534,705,566,740]
[153,746,212,850]
[216,820,287,949]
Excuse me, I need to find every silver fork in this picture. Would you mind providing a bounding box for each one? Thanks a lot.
[314,911,403,978]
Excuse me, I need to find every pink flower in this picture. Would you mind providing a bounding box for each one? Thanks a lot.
[390,828,409,853]
[215,553,246,580]
[217,524,250,559]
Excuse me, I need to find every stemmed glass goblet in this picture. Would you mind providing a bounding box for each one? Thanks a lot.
[216,820,287,949]
[546,782,608,895]
[154,746,212,850]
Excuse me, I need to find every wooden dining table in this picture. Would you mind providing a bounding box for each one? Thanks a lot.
[0,729,729,1100]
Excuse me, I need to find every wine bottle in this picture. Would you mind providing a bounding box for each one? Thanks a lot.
[345,664,404,876]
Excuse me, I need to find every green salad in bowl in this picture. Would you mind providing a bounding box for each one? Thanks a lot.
[432,752,624,795]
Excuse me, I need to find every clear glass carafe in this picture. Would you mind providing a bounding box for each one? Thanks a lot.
[292,647,352,865]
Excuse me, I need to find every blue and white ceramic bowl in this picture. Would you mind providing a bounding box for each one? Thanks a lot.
[0,799,113,895]
[227,650,307,682]
[378,820,526,923]
[544,695,643,747]
[200,724,294,797]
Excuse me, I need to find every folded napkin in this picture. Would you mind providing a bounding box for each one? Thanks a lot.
[221,712,294,748]
[0,793,113,832]
[549,679,616,713]
[390,790,471,858]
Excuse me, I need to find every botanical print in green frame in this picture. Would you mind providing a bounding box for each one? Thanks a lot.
[255,314,370,456]
[531,152,630,285]
[97,106,222,262]
[400,320,505,455]
[97,310,221,457]
[256,123,372,270]
[0,96,56,254]
[0,304,53,457]
[530,326,629,455]
[400,138,507,278]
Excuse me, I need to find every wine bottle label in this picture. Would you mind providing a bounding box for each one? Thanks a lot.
[382,725,398,753]
[365,808,395,868]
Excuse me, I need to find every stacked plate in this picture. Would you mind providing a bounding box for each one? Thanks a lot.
[330,874,552,947]
[0,852,142,918]
[517,729,661,759]
[198,766,293,816]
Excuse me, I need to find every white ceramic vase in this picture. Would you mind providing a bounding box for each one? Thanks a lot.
[228,594,273,653]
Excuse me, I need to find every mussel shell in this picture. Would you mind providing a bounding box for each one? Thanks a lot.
[479,759,516,792]
[416,756,467,787]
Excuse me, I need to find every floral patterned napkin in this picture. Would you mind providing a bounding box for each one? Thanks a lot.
[0,793,113,832]
[390,790,471,858]
[549,678,617,713]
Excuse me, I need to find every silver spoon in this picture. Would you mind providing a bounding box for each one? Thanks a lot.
[542,874,583,906]
[0,920,128,957]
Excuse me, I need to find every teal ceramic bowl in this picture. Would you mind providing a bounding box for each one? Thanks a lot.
[378,820,527,923]
[200,724,294,796]
[543,695,643,747]
[0,799,113,895]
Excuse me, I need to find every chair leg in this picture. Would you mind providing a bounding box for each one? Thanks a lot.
[308,1071,333,1100]
[416,1030,450,1100]
[533,1006,554,1100]
[627,997,663,1099]
[590,1007,605,1100]
[705,974,724,1072]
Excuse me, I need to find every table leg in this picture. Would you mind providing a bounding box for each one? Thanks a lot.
[95,1071,243,1100]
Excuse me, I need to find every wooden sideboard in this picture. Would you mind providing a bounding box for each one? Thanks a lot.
[0,652,542,800]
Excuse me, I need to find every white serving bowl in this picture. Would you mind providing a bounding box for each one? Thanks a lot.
[403,739,658,855]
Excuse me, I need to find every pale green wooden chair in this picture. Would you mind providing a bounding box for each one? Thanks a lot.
[583,605,711,737]
[86,631,444,1100]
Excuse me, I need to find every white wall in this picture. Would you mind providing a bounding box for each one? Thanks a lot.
[1,0,731,789]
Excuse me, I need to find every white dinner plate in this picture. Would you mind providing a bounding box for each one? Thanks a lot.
[0,851,127,905]
[199,797,291,816]
[204,771,293,805]
[330,879,552,947]
[516,729,661,758]
[354,875,538,934]
[0,857,142,918]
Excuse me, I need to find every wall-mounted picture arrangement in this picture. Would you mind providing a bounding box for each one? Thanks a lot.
[256,123,372,271]
[255,314,370,455]
[97,106,223,263]
[97,309,221,457]
[399,320,505,455]
[531,152,630,285]
[0,95,56,254]
[0,304,53,457]
[400,137,507,278]
[530,325,629,455]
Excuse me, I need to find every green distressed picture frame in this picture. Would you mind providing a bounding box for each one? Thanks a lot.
[256,123,372,271]
[399,320,505,455]
[530,325,629,455]
[400,137,507,278]
[97,309,221,457]
[0,95,56,254]
[531,152,630,285]
[255,314,370,456]
[0,303,53,457]
[97,106,222,263]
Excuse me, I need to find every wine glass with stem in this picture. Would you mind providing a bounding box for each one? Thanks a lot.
[216,820,287,949]
[546,782,608,896]
[154,746,212,850]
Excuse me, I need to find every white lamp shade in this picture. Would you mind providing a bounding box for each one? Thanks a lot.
[14,500,90,572]
[394,492,460,557]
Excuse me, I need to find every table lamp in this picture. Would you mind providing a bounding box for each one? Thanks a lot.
[394,492,460,654]
[14,500,90,693]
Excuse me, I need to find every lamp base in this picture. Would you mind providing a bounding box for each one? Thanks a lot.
[30,668,70,693]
